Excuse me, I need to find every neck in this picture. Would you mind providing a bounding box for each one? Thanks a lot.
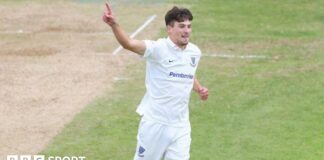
[178,44,186,50]
[169,37,187,50]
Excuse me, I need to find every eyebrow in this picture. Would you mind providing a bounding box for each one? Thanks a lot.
[178,22,191,26]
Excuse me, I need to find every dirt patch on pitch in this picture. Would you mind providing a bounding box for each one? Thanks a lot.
[0,1,166,159]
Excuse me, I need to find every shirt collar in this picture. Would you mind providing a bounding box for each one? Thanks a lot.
[167,37,186,51]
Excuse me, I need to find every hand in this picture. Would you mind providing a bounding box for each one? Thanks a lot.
[198,87,209,101]
[102,2,116,26]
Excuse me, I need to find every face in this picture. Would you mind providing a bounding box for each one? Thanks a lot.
[167,20,192,49]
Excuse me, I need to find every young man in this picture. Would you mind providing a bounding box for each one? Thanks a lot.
[103,3,208,160]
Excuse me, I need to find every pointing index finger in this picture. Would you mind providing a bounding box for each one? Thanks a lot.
[105,2,112,14]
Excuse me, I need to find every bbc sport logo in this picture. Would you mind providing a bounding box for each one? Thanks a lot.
[7,155,86,160]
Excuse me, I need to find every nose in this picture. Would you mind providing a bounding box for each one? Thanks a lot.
[184,27,190,33]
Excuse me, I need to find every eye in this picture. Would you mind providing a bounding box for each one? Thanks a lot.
[179,24,185,28]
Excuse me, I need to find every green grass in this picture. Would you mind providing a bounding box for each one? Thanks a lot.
[41,62,146,159]
[41,0,323,159]
[76,0,166,4]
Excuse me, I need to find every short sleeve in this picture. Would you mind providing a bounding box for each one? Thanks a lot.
[143,40,155,60]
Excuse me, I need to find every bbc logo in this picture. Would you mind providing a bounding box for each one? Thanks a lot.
[7,155,86,160]
[7,155,44,160]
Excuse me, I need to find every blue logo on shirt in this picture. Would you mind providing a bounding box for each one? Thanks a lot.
[138,146,145,157]
[190,56,197,67]
[169,72,193,79]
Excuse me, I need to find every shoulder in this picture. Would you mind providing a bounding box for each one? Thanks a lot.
[143,38,168,60]
[187,42,202,56]
[145,38,167,45]
[155,38,169,47]
[144,38,167,49]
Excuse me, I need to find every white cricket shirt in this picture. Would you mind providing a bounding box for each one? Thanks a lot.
[137,37,201,127]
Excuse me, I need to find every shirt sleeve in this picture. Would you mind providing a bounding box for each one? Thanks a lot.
[143,40,155,60]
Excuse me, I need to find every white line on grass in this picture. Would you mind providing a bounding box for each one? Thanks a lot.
[0,30,116,35]
[203,53,268,59]
[0,29,31,34]
[113,76,130,81]
[112,15,157,55]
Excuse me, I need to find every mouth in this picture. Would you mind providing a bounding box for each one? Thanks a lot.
[181,35,189,39]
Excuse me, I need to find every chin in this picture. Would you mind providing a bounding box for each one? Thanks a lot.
[176,39,189,47]
[182,41,189,45]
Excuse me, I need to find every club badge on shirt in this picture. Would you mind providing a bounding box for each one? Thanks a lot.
[190,56,197,67]
[138,146,145,157]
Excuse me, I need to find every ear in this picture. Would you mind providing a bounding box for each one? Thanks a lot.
[167,25,173,34]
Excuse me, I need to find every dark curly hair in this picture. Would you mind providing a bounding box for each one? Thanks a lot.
[165,6,193,26]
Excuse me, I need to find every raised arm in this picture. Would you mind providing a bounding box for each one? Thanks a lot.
[193,77,209,101]
[102,2,146,55]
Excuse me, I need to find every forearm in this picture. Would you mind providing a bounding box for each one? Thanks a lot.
[103,3,145,54]
[193,78,202,92]
[102,3,132,51]
[110,23,132,50]
[108,23,145,54]
[193,77,209,101]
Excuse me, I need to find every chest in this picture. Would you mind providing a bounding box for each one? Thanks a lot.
[147,50,200,82]
[160,51,199,73]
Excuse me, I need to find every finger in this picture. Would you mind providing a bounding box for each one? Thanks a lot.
[202,95,208,100]
[199,87,207,92]
[104,11,112,19]
[201,89,208,94]
[104,12,109,17]
[202,90,208,94]
[105,2,112,15]
[201,94,208,99]
[201,93,208,97]
[201,91,208,96]
[201,96,208,101]
[198,88,204,94]
[200,92,207,97]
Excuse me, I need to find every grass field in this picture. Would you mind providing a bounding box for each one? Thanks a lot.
[41,0,323,159]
